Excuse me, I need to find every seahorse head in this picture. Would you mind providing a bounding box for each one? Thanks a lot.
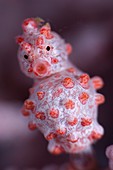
[16,17,72,79]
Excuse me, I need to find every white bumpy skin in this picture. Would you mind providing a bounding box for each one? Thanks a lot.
[16,17,105,155]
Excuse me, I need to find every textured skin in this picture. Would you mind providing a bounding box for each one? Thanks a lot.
[16,17,105,154]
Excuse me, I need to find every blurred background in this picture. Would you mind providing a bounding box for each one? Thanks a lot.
[0,0,113,169]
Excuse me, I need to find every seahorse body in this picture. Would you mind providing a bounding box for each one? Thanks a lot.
[16,17,105,154]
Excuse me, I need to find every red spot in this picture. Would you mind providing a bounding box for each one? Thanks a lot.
[67,134,78,143]
[28,122,37,130]
[81,118,92,126]
[28,67,33,73]
[46,132,57,140]
[64,99,75,109]
[24,99,35,110]
[49,108,59,118]
[95,94,105,105]
[51,58,59,64]
[89,131,102,140]
[67,67,76,73]
[36,36,44,48]
[37,91,45,100]
[78,74,90,88]
[92,76,104,90]
[52,146,65,155]
[22,108,30,116]
[78,92,89,105]
[35,112,46,120]
[40,24,53,39]
[22,18,37,32]
[56,128,67,135]
[68,118,78,126]
[16,36,24,44]
[66,43,72,55]
[21,42,32,53]
[62,77,74,88]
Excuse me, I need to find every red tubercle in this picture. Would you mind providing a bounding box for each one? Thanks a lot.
[92,76,104,90]
[78,74,90,88]
[21,42,32,53]
[16,36,24,44]
[78,92,89,105]
[51,58,59,64]
[64,99,75,109]
[22,18,37,32]
[28,67,33,73]
[66,43,72,55]
[81,118,92,126]
[37,91,45,100]
[51,146,65,155]
[95,93,105,105]
[35,112,46,120]
[36,36,44,48]
[40,24,50,33]
[89,131,102,141]
[49,108,59,118]
[40,23,53,39]
[28,122,37,130]
[24,99,35,110]
[21,107,30,116]
[62,77,75,89]
[67,67,76,73]
[67,118,78,126]
[56,128,67,135]
[67,134,78,143]
[23,18,36,26]
[46,132,57,141]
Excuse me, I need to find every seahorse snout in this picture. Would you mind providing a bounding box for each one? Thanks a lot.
[33,61,50,77]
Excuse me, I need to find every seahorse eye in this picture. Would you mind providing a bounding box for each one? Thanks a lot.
[24,55,29,59]
[46,46,50,51]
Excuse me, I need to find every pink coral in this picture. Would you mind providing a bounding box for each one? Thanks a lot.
[16,17,105,155]
[106,145,113,170]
